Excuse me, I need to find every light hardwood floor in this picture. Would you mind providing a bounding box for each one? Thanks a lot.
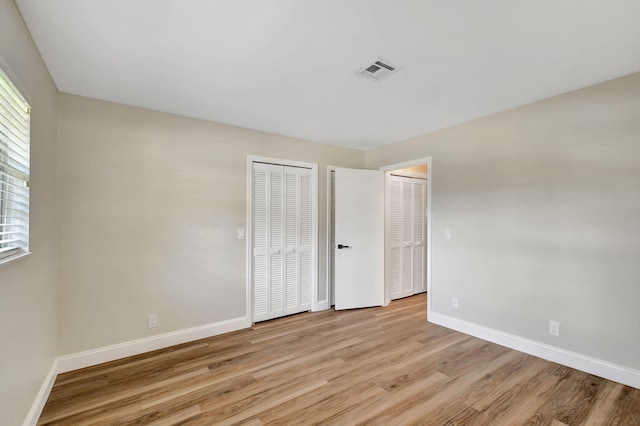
[39,295,640,425]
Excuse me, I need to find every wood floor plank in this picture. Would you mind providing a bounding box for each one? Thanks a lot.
[264,380,389,425]
[38,294,640,425]
[250,336,362,379]
[139,372,257,411]
[52,342,211,388]
[192,357,344,422]
[385,350,523,424]
[584,384,640,426]
[464,352,548,410]
[522,371,605,425]
[342,372,451,425]
[474,369,565,425]
[38,367,210,424]
[194,379,328,425]
[582,380,625,426]
[145,405,202,426]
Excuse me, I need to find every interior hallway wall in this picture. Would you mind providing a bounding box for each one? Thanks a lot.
[366,72,640,372]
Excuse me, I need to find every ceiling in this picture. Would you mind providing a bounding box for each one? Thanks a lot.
[15,0,640,150]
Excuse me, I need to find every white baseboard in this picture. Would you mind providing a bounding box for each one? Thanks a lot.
[429,311,640,390]
[56,316,251,374]
[22,360,58,426]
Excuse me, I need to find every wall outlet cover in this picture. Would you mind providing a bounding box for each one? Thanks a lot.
[148,314,158,329]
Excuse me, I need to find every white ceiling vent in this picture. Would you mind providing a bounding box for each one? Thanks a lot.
[355,57,400,82]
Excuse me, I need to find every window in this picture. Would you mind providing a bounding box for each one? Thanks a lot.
[0,66,30,262]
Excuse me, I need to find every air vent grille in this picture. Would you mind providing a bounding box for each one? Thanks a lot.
[375,61,395,71]
[356,58,400,82]
[366,64,381,73]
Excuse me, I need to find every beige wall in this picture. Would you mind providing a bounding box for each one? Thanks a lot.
[367,72,640,370]
[0,0,59,424]
[56,93,364,355]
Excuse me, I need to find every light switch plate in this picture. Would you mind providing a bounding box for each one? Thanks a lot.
[445,228,452,240]
[237,228,245,240]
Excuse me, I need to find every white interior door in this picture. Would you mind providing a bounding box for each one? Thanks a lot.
[334,168,384,310]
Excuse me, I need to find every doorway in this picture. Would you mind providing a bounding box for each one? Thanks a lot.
[325,157,432,313]
[381,157,431,313]
[387,171,427,301]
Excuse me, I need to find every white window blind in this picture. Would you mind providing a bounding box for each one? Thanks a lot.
[0,66,30,261]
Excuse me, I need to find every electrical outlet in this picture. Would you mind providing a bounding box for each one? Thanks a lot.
[445,228,452,240]
[452,297,459,309]
[148,314,158,329]
[549,320,560,337]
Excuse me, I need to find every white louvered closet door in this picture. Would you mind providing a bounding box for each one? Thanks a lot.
[389,175,427,300]
[252,163,312,322]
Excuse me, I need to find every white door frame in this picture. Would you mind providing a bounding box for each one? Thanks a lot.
[246,155,319,323]
[380,157,432,318]
[325,165,337,308]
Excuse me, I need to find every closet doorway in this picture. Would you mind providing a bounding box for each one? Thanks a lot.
[387,169,427,300]
[247,156,318,323]
[382,157,431,309]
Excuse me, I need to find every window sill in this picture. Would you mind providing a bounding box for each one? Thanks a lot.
[0,251,32,268]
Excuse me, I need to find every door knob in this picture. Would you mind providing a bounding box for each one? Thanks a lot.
[337,244,351,249]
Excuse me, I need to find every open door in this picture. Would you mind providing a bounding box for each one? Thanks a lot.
[334,168,385,310]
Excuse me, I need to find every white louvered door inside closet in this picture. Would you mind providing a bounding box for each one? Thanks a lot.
[252,163,312,322]
[389,175,427,300]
